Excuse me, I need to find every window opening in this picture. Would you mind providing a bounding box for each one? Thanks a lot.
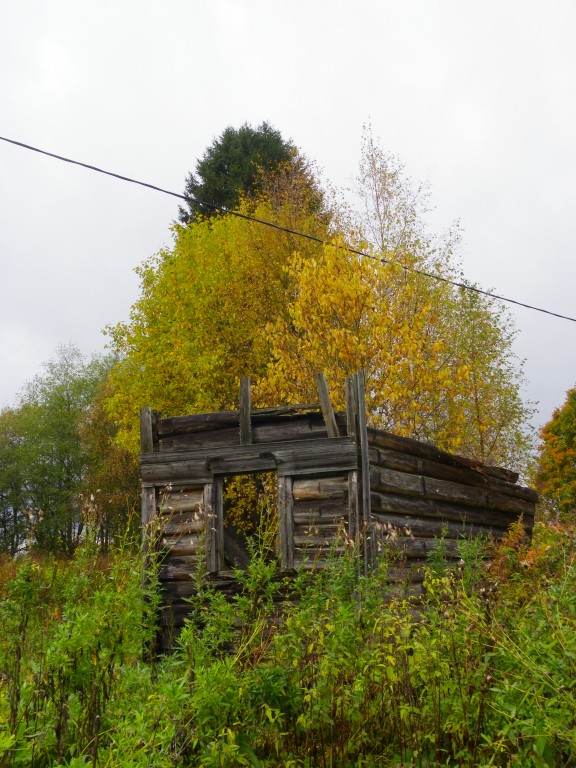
[222,471,278,569]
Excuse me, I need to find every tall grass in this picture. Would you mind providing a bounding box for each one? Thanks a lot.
[1,520,575,767]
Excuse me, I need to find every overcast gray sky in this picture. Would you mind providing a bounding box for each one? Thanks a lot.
[1,0,575,435]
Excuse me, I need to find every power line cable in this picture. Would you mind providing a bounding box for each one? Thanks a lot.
[2,134,575,324]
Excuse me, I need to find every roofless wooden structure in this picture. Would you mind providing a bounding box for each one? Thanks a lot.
[140,373,537,648]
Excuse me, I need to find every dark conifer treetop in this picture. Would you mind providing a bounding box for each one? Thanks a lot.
[178,122,293,223]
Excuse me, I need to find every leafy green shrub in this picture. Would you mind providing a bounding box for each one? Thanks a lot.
[1,521,576,767]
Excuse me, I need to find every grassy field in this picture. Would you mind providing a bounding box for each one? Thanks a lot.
[1,518,575,767]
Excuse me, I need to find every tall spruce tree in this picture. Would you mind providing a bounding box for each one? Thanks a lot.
[178,122,294,223]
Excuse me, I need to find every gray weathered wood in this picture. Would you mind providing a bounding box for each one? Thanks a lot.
[161,534,202,556]
[278,475,294,570]
[369,447,538,502]
[274,437,357,475]
[141,484,157,548]
[293,502,347,525]
[292,477,348,501]
[367,427,519,484]
[140,460,212,484]
[355,371,373,571]
[203,483,218,573]
[140,407,154,454]
[161,512,205,535]
[254,419,329,444]
[144,436,351,467]
[209,454,277,475]
[371,511,498,539]
[156,404,321,436]
[239,377,252,445]
[372,535,461,560]
[345,375,357,440]
[315,372,340,438]
[158,555,200,581]
[370,466,425,498]
[348,469,360,539]
[370,491,533,529]
[158,488,204,514]
[139,371,538,650]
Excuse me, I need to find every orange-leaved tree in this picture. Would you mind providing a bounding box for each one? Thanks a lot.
[536,387,576,518]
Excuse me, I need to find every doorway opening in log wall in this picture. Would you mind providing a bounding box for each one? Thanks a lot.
[221,471,278,570]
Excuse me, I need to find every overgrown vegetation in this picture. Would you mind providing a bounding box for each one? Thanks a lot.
[1,520,575,767]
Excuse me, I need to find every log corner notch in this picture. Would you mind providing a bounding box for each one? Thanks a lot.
[139,371,537,651]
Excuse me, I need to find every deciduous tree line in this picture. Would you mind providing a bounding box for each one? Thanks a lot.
[0,123,572,553]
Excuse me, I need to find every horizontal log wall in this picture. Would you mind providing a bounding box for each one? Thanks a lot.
[367,431,535,570]
[141,399,538,651]
[291,474,351,569]
[154,485,209,649]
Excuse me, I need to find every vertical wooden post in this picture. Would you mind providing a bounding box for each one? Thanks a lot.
[345,375,357,440]
[346,375,360,542]
[355,371,373,573]
[141,484,157,549]
[205,480,224,574]
[239,377,252,445]
[141,480,158,659]
[315,372,339,438]
[278,475,294,571]
[140,409,157,553]
[140,407,154,454]
[347,470,359,541]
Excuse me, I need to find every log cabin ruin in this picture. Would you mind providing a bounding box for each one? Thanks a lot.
[140,373,537,649]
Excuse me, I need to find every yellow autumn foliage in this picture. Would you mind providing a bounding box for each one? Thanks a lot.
[105,136,533,472]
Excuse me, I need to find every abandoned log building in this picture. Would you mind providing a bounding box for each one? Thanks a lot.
[140,373,537,646]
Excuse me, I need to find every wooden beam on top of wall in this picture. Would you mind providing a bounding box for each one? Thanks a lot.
[239,377,252,445]
[315,372,340,438]
[140,407,154,454]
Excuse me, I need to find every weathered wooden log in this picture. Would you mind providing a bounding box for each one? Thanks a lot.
[485,490,536,516]
[156,405,321,437]
[292,477,348,501]
[369,447,538,502]
[142,437,355,476]
[370,467,423,498]
[315,372,340,438]
[160,417,334,451]
[292,547,349,569]
[348,469,360,539]
[293,530,343,547]
[374,535,461,559]
[423,476,536,513]
[209,454,277,475]
[273,438,357,475]
[292,499,348,525]
[140,407,154,454]
[370,491,533,529]
[160,426,241,452]
[161,512,205,535]
[371,511,501,539]
[158,556,201,581]
[278,475,294,570]
[161,534,202,556]
[140,459,211,484]
[158,489,204,514]
[366,427,520,484]
[254,419,328,443]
